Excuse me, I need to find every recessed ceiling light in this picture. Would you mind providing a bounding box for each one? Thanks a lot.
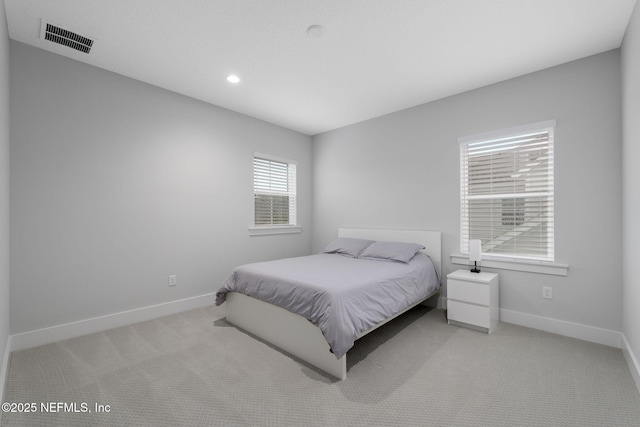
[226,74,241,84]
[307,25,325,38]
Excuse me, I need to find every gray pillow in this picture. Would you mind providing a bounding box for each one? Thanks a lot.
[359,241,425,263]
[321,237,375,258]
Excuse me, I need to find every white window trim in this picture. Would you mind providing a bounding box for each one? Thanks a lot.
[250,152,300,236]
[248,225,302,236]
[450,253,569,276]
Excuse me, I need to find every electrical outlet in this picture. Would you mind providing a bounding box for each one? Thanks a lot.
[542,286,552,299]
[168,275,177,287]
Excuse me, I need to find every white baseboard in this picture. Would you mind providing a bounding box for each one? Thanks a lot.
[499,308,622,348]
[10,293,216,352]
[621,333,640,394]
[0,335,11,412]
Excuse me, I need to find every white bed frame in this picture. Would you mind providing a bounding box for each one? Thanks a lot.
[225,227,442,380]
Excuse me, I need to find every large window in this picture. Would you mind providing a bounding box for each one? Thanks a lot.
[459,120,555,261]
[253,154,297,228]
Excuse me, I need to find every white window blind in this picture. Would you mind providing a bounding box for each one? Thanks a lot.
[459,121,555,261]
[253,154,297,227]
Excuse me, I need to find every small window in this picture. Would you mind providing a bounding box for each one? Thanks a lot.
[459,120,555,261]
[253,154,297,228]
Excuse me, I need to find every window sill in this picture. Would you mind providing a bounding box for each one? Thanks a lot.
[450,253,569,276]
[249,226,302,236]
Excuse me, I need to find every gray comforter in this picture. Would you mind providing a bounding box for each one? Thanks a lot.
[215,253,440,359]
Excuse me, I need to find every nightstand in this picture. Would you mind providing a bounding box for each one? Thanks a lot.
[447,269,499,334]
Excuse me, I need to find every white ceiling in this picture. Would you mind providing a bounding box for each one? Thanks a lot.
[4,0,637,135]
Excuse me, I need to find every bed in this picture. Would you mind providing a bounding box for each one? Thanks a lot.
[215,227,442,380]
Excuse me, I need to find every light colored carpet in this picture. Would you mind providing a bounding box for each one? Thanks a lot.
[2,304,640,426]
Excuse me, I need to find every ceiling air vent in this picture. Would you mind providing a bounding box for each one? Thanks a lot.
[40,21,94,54]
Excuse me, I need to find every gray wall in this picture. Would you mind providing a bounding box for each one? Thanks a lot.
[5,22,630,344]
[312,50,622,332]
[0,0,11,391]
[9,42,312,334]
[622,3,640,374]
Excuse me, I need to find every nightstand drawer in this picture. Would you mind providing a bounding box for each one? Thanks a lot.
[448,278,490,306]
[448,300,490,329]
